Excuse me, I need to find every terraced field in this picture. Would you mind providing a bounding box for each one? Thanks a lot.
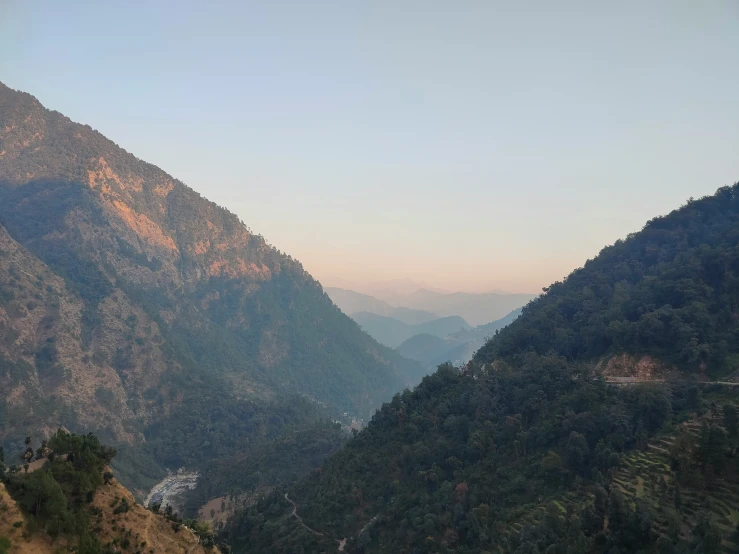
[500,396,739,553]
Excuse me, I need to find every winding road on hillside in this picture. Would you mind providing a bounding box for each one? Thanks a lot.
[284,493,349,551]
[605,377,739,386]
[282,379,737,552]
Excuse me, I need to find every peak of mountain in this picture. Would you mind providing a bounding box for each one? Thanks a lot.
[0,82,422,490]
[229,182,739,554]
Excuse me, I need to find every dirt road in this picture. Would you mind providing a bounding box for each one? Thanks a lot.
[284,493,350,551]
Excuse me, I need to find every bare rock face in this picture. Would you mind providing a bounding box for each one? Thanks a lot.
[0,223,171,444]
[0,81,422,450]
[596,353,670,383]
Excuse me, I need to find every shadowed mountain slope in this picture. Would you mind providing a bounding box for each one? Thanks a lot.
[0,82,422,485]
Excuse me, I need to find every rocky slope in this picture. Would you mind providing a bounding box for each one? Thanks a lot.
[0,81,421,474]
[0,222,174,446]
[0,477,218,554]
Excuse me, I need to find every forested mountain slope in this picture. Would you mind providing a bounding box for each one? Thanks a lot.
[476,186,739,380]
[225,183,739,554]
[0,82,421,488]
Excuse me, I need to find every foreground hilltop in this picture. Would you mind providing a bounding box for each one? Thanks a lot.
[0,430,218,553]
[0,82,422,482]
[225,183,739,553]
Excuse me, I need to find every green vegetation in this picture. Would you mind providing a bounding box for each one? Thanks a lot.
[182,421,345,517]
[107,388,346,496]
[223,184,739,553]
[477,185,739,378]
[144,392,332,469]
[1,430,224,552]
[225,363,738,553]
[2,430,114,550]
[0,81,425,499]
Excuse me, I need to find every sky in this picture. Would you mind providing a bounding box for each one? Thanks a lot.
[2,1,739,294]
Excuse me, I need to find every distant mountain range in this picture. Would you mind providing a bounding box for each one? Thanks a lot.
[326,286,534,327]
[396,308,522,369]
[326,286,530,359]
[380,288,535,326]
[324,287,437,325]
[350,312,471,348]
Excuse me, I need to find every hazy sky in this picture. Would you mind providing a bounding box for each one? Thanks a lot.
[2,1,739,293]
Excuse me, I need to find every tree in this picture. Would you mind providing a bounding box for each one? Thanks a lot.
[723,404,738,437]
[690,512,722,554]
[696,425,728,476]
[608,490,628,532]
[541,451,562,474]
[567,432,590,473]
[656,535,674,554]
[674,483,682,509]
[15,470,67,531]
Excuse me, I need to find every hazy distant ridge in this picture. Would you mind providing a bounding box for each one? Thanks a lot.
[384,288,535,326]
[351,312,471,348]
[325,287,437,325]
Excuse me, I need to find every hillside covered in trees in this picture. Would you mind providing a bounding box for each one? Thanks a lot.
[476,186,739,379]
[224,183,739,553]
[0,82,423,493]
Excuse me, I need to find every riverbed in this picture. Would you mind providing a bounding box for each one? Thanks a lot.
[144,470,199,516]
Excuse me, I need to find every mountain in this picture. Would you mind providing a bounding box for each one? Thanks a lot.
[326,286,532,328]
[224,182,739,553]
[396,309,523,370]
[474,307,523,336]
[395,333,449,362]
[475,187,739,379]
[325,287,437,325]
[376,288,536,326]
[362,279,449,299]
[396,334,477,371]
[0,82,422,490]
[351,312,471,348]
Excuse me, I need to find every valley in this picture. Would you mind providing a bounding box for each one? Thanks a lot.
[222,184,739,553]
[1,8,738,552]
